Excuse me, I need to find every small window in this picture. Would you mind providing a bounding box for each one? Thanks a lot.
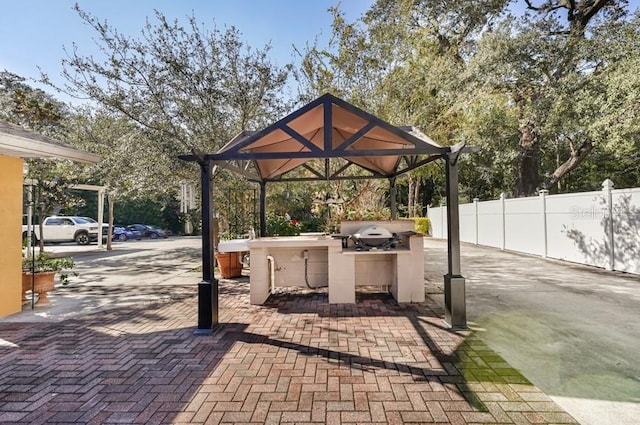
[62,218,74,225]
[46,218,62,225]
[74,217,96,224]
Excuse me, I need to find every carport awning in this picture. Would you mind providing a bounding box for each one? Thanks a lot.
[180,93,448,182]
[0,119,101,164]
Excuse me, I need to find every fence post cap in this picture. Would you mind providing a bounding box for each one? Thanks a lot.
[602,179,614,190]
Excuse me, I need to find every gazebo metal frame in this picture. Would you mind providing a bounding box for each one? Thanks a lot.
[179,93,474,332]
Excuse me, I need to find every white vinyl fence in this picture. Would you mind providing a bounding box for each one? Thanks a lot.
[429,180,640,275]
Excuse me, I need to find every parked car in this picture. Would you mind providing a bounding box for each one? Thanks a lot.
[102,225,142,241]
[126,224,170,239]
[119,226,143,240]
[22,216,99,245]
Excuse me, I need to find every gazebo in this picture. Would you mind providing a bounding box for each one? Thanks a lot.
[179,93,474,332]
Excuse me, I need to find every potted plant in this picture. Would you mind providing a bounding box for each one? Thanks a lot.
[22,251,75,305]
[214,232,244,279]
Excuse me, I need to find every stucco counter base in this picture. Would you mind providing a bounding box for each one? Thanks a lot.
[247,233,425,305]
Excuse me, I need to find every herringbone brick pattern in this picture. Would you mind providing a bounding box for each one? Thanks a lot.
[0,279,577,424]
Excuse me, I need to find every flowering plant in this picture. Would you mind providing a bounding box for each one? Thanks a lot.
[266,214,301,236]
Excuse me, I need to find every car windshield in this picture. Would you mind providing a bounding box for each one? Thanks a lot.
[75,217,97,224]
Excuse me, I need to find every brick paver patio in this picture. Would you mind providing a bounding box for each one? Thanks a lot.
[0,277,577,424]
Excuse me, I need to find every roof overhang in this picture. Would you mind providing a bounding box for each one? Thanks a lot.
[179,93,475,183]
[0,119,101,164]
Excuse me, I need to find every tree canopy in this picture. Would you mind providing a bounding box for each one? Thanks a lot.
[5,1,639,232]
[40,6,295,232]
[49,6,291,157]
[296,0,640,200]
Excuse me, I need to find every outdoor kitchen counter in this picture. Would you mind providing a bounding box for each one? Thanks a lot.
[247,224,424,305]
[248,234,338,248]
[327,232,425,304]
[247,235,341,305]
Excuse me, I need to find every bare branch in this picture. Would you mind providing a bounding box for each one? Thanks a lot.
[543,140,594,190]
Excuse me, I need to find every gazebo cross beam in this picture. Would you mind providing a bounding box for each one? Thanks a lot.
[179,145,443,162]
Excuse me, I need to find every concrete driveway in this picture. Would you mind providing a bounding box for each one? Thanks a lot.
[423,238,640,425]
[14,237,203,322]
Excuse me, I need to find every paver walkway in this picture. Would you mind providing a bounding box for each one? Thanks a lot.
[0,274,577,424]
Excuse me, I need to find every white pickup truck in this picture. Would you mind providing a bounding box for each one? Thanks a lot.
[22,216,100,245]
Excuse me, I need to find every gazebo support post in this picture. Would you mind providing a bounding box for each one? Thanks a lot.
[389,177,397,220]
[259,181,267,237]
[195,159,217,334]
[444,153,466,328]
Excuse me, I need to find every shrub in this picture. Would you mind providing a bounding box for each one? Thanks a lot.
[413,217,430,235]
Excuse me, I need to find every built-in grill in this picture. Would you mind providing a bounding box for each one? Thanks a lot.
[349,224,399,251]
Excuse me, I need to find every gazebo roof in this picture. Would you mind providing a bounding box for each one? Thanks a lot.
[180,93,454,182]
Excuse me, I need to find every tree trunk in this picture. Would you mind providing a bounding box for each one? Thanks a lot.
[514,122,540,197]
[543,140,594,191]
[37,203,45,253]
[413,178,420,217]
[407,175,414,218]
[421,178,434,215]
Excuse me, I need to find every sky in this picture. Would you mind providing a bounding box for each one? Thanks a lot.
[1,0,638,104]
[0,0,374,101]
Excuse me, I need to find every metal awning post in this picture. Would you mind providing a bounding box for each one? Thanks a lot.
[444,152,466,328]
[97,188,105,249]
[26,184,33,249]
[196,159,217,334]
[259,181,267,237]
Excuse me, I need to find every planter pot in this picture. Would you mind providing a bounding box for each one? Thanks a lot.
[215,251,243,278]
[21,271,56,305]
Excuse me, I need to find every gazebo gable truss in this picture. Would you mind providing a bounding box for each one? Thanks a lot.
[184,93,448,182]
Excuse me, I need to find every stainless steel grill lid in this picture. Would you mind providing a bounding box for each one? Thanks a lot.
[351,225,395,248]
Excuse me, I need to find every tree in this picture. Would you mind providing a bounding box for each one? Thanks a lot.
[40,7,295,233]
[63,108,165,248]
[0,70,68,136]
[468,1,631,195]
[35,6,290,235]
[298,0,639,200]
[45,6,291,164]
[295,0,508,211]
[1,71,85,250]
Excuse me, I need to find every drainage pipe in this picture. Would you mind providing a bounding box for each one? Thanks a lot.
[266,255,275,294]
[303,250,327,289]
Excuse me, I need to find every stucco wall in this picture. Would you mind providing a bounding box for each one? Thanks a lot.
[0,155,23,316]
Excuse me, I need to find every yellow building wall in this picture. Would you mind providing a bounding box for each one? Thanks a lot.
[0,155,23,316]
